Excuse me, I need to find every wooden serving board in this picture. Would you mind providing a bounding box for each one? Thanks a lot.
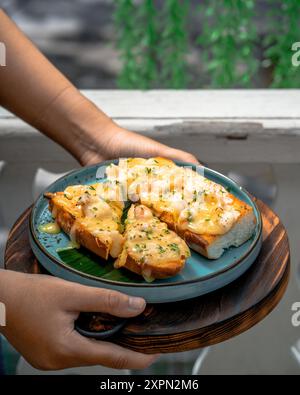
[4,198,290,354]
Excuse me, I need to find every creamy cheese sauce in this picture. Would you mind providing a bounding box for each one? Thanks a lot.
[115,205,190,278]
[107,158,242,236]
[56,184,124,255]
[39,222,61,234]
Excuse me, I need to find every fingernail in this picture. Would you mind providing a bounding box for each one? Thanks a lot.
[128,296,146,311]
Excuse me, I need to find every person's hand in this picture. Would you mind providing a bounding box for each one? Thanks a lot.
[76,123,200,167]
[0,270,158,371]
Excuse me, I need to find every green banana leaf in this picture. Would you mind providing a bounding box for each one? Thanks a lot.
[57,248,144,283]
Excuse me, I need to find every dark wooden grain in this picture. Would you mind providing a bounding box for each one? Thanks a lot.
[4,199,290,353]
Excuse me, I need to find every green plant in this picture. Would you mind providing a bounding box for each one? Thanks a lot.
[114,0,300,89]
[114,0,160,89]
[197,0,258,88]
[114,0,141,88]
[114,0,188,89]
[264,0,300,88]
[160,0,189,88]
[137,0,160,89]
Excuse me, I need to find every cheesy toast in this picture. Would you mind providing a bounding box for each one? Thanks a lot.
[45,184,124,260]
[114,204,190,281]
[43,157,257,281]
[106,157,257,259]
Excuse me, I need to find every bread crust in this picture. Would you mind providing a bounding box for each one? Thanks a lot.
[118,254,186,280]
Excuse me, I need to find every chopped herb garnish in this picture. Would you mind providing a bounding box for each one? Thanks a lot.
[64,193,72,200]
[157,245,166,254]
[193,190,197,202]
[134,243,147,253]
[187,210,193,222]
[168,243,180,254]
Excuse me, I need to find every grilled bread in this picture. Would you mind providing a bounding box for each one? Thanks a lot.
[114,204,190,281]
[45,184,124,260]
[106,157,257,259]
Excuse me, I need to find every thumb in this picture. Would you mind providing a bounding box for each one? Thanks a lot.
[65,283,146,318]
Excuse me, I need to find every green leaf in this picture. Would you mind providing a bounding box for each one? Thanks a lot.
[57,248,144,283]
[121,200,132,225]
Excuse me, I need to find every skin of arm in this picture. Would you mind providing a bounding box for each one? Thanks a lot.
[0,9,199,370]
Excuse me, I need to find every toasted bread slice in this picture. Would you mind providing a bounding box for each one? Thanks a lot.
[107,158,257,259]
[45,184,124,260]
[151,198,256,259]
[114,205,190,281]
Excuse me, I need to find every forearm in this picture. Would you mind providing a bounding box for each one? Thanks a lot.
[0,10,119,162]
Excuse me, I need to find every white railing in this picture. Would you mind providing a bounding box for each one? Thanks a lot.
[0,90,300,374]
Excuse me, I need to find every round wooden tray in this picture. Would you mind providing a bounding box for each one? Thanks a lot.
[5,198,290,354]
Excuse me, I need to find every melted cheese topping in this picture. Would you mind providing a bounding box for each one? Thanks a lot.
[39,222,61,234]
[115,205,190,279]
[106,158,242,236]
[56,184,124,256]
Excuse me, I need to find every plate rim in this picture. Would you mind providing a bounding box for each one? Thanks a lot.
[29,160,263,288]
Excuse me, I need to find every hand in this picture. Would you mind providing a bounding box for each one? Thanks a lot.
[0,270,158,371]
[76,124,200,167]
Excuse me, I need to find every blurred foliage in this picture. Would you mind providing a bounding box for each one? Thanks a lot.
[114,0,141,88]
[114,0,300,89]
[137,0,160,89]
[114,0,160,88]
[264,0,300,88]
[114,0,188,89]
[198,0,258,88]
[160,0,189,88]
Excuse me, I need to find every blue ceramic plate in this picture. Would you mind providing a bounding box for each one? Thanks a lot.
[29,160,262,303]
